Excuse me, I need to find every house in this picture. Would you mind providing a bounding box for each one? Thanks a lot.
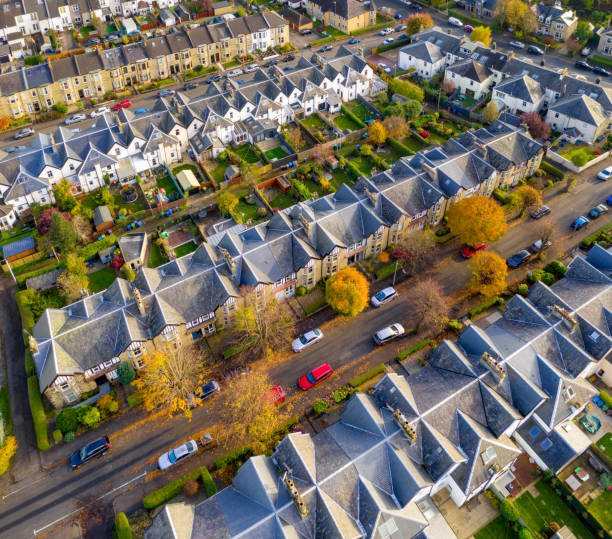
[0,204,16,231]
[282,6,313,32]
[597,27,612,57]
[492,75,545,114]
[546,94,612,144]
[397,28,463,76]
[304,0,376,34]
[531,1,578,42]
[461,0,500,18]
[444,59,494,100]
[118,232,148,271]
[93,205,114,233]
[2,236,35,262]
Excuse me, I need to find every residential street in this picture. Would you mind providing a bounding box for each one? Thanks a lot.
[0,152,610,537]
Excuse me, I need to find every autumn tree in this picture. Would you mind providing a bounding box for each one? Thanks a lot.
[368,120,388,147]
[232,287,295,360]
[388,78,425,102]
[393,229,436,276]
[514,185,542,216]
[383,115,408,139]
[447,196,508,246]
[0,116,10,130]
[470,26,492,47]
[441,78,455,96]
[238,159,256,185]
[412,278,450,334]
[132,348,211,419]
[405,13,434,35]
[52,179,78,212]
[216,191,238,216]
[520,112,552,140]
[91,14,104,35]
[311,143,333,167]
[284,126,304,151]
[72,214,93,241]
[0,436,18,476]
[483,100,498,124]
[468,251,508,297]
[49,211,79,253]
[37,207,68,235]
[219,369,290,449]
[57,254,89,302]
[494,0,528,28]
[325,267,369,317]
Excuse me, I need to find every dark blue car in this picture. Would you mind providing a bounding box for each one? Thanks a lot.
[506,250,531,268]
[70,436,110,469]
[571,216,590,230]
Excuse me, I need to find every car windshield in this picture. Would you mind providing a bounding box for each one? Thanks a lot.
[299,335,308,344]
[79,448,87,460]
[306,373,316,384]
[168,450,178,464]
[375,291,386,300]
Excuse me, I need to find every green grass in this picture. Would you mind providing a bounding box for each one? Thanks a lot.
[595,432,612,460]
[301,115,326,131]
[0,228,35,248]
[456,94,477,107]
[559,146,597,166]
[347,100,373,122]
[113,194,142,213]
[234,144,259,164]
[352,156,378,176]
[105,24,117,34]
[269,191,298,209]
[330,169,353,190]
[322,25,346,38]
[474,515,517,539]
[234,201,261,223]
[172,164,198,176]
[79,25,96,37]
[334,114,361,131]
[156,175,180,195]
[587,491,612,532]
[148,242,165,268]
[209,162,226,183]
[87,267,116,293]
[264,147,288,160]
[402,135,428,152]
[174,241,198,258]
[223,60,239,69]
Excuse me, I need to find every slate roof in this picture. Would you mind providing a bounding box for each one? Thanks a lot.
[399,41,444,64]
[448,59,492,82]
[496,75,543,104]
[549,94,608,126]
[309,0,374,19]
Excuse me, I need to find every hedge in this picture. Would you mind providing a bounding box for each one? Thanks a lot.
[493,188,508,204]
[375,36,410,54]
[15,290,36,338]
[601,390,612,408]
[25,349,34,376]
[397,339,430,360]
[78,234,116,261]
[114,512,133,539]
[448,9,485,27]
[387,137,413,156]
[200,466,218,497]
[581,222,612,248]
[15,261,65,287]
[468,296,503,318]
[376,260,401,280]
[349,364,386,388]
[311,36,334,47]
[143,465,210,509]
[587,55,612,68]
[540,161,564,179]
[0,386,12,436]
[345,160,364,180]
[340,104,366,129]
[409,129,430,146]
[126,393,143,407]
[27,376,50,451]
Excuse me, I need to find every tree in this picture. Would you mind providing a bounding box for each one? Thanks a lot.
[219,369,290,449]
[388,78,425,102]
[0,436,18,476]
[72,214,93,240]
[56,407,79,433]
[91,14,104,35]
[534,219,558,258]
[468,251,508,298]
[383,115,408,139]
[470,26,492,47]
[518,529,534,539]
[520,112,551,140]
[368,120,388,147]
[500,498,520,522]
[232,288,295,360]
[403,99,423,121]
[393,229,436,276]
[494,0,529,28]
[97,186,115,208]
[283,126,304,151]
[0,116,10,131]
[238,159,256,185]
[49,211,79,253]
[574,21,593,43]
[405,13,434,35]
[216,191,238,216]
[57,254,89,302]
[52,179,77,212]
[382,102,405,118]
[236,5,245,16]
[132,348,209,419]
[600,472,612,489]
[483,100,498,124]
[311,143,333,167]
[447,196,508,245]
[117,361,135,385]
[325,267,369,318]
[441,78,455,96]
[37,207,68,235]
[514,185,542,216]
[412,278,450,334]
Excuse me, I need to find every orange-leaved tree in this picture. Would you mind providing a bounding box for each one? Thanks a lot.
[468,251,508,298]
[325,267,369,317]
[368,120,388,147]
[513,185,542,217]
[447,196,508,246]
[412,278,450,334]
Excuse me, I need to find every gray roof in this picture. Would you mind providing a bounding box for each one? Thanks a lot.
[400,41,443,64]
[496,75,543,104]
[93,205,113,228]
[549,94,608,126]
[448,59,492,82]
[309,0,374,19]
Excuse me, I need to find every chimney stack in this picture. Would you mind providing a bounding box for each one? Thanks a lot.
[133,287,146,316]
[297,213,311,235]
[219,247,236,274]
[422,162,437,182]
[365,189,379,207]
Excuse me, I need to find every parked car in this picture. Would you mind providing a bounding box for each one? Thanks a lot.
[292,328,324,352]
[4,146,25,153]
[509,41,525,49]
[527,45,544,55]
[593,66,610,77]
[461,242,487,259]
[607,194,612,205]
[298,363,334,390]
[530,205,551,219]
[263,59,278,67]
[571,216,590,230]
[589,204,609,219]
[158,89,175,97]
[380,28,393,36]
[319,45,333,52]
[582,47,592,56]
[187,380,220,408]
[183,82,197,90]
[397,33,408,40]
[13,127,34,139]
[506,250,531,268]
[575,60,592,70]
[383,37,395,45]
[371,286,398,307]
[83,37,100,47]
[300,29,312,35]
[113,100,131,111]
[65,113,86,125]
[265,385,286,405]
[528,239,552,254]
[373,324,405,345]
[90,106,109,118]
[134,107,150,114]
[448,17,463,27]
[464,24,474,32]
[378,63,391,74]
[157,440,198,471]
[205,74,222,83]
[70,436,110,469]
[598,166,612,180]
[226,68,243,77]
[283,54,295,62]
[395,11,402,19]
[348,38,361,44]
[396,25,407,32]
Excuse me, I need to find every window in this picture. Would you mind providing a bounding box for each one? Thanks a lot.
[47,171,53,178]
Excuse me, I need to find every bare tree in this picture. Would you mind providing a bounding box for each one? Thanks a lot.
[393,229,436,276]
[311,144,333,167]
[441,78,455,96]
[534,219,559,258]
[412,278,450,334]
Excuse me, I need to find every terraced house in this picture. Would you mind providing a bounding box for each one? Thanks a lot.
[305,0,377,34]
[28,116,543,408]
[0,12,289,118]
[146,246,612,537]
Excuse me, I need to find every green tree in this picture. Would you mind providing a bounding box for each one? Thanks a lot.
[403,99,423,121]
[53,179,77,211]
[483,100,498,124]
[57,253,89,302]
[388,78,424,102]
[500,498,520,522]
[49,211,79,254]
[56,408,79,433]
[574,21,593,43]
[97,186,115,208]
[518,528,534,539]
[117,361,136,385]
[217,191,239,216]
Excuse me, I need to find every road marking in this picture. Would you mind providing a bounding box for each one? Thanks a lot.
[32,471,147,536]
[2,475,47,499]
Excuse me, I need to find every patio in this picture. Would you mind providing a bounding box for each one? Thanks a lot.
[558,451,604,504]
[431,489,499,539]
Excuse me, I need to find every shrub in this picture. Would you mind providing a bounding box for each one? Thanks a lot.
[183,479,199,497]
[117,361,136,385]
[493,188,508,204]
[108,401,119,413]
[540,161,564,179]
[397,339,430,360]
[468,296,502,318]
[201,466,217,497]
[500,499,520,522]
[114,512,133,539]
[56,408,79,433]
[600,390,612,408]
[52,103,68,114]
[296,285,306,296]
[518,283,529,296]
[121,264,135,281]
[27,376,50,451]
[78,405,100,428]
[543,260,568,278]
[214,446,254,470]
[53,429,63,443]
[127,393,143,407]
[332,386,350,403]
[518,528,534,539]
[292,179,312,200]
[97,393,113,410]
[143,466,211,509]
[540,272,555,286]
[448,319,463,330]
[349,364,386,388]
[313,399,329,414]
[63,431,75,443]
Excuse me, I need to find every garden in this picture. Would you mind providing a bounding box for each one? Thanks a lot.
[264,147,288,160]
[87,266,117,293]
[558,145,602,167]
[333,113,362,132]
[345,99,376,123]
[233,143,260,164]
[301,114,337,143]
[266,187,298,210]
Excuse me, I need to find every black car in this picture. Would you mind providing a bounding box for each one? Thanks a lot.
[205,74,222,84]
[575,60,592,70]
[282,54,295,62]
[530,205,551,219]
[320,45,333,52]
[593,66,610,77]
[70,436,110,469]
[506,250,531,268]
[183,82,197,90]
[527,45,544,55]
[264,59,278,67]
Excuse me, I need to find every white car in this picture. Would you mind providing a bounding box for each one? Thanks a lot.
[371,286,398,307]
[581,47,591,57]
[448,17,463,28]
[380,28,393,36]
[378,63,391,74]
[598,166,612,181]
[65,114,86,125]
[383,37,394,45]
[90,106,109,118]
[244,64,258,73]
[373,324,405,345]
[292,328,324,353]
[157,440,198,470]
[509,41,525,49]
[226,68,243,77]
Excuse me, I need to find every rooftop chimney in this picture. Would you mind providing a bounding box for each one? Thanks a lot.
[219,247,236,274]
[133,287,146,316]
[422,162,437,182]
[296,213,311,235]
[479,352,505,383]
[29,335,38,354]
[365,189,379,207]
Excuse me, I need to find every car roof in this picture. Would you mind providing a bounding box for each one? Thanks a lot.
[311,363,332,377]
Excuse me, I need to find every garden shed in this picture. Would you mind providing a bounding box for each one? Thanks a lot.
[2,236,36,262]
[93,205,113,233]
[224,165,240,182]
[176,169,200,193]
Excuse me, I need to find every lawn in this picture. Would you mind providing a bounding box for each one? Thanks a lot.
[269,190,298,209]
[79,25,96,37]
[352,156,380,176]
[474,516,516,539]
[88,267,116,293]
[209,162,226,183]
[234,200,261,223]
[264,147,288,160]
[156,175,180,195]
[334,114,361,131]
[148,242,165,268]
[560,146,598,166]
[174,241,198,258]
[330,168,353,190]
[456,94,477,108]
[301,115,326,131]
[323,25,346,38]
[347,100,374,122]
[223,60,239,69]
[113,194,143,213]
[234,144,259,164]
[402,135,428,153]
[587,491,612,532]
[0,228,35,248]
[595,432,612,460]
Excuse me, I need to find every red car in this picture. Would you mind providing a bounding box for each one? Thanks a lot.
[265,385,286,405]
[461,242,487,259]
[464,24,474,32]
[298,363,333,390]
[113,99,131,111]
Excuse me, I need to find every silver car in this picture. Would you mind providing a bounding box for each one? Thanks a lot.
[65,114,86,125]
[292,328,324,353]
[157,440,198,470]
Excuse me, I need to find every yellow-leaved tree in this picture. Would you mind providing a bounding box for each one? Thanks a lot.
[468,251,508,298]
[470,26,492,47]
[0,436,18,475]
[368,120,388,147]
[513,185,542,217]
[325,267,369,317]
[216,191,238,216]
[447,196,508,246]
